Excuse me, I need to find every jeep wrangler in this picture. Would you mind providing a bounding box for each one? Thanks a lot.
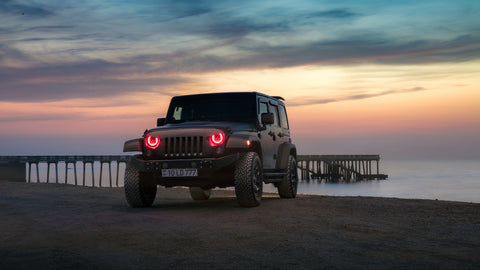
[123,92,298,207]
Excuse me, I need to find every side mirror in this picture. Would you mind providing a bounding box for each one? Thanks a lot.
[157,118,166,127]
[261,113,274,125]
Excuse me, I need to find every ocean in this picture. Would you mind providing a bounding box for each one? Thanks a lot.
[265,159,480,204]
[26,159,480,204]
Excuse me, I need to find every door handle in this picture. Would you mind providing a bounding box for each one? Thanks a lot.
[268,131,276,140]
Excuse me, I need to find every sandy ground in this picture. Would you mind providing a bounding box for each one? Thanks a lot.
[1,181,479,270]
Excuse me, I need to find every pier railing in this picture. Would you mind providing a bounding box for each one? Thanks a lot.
[1,154,388,186]
[297,155,388,182]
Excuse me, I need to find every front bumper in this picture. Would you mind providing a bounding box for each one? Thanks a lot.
[129,153,242,187]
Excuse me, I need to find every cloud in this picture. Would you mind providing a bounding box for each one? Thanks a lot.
[1,1,479,104]
[1,30,476,103]
[25,25,75,32]
[0,76,188,102]
[0,43,32,62]
[375,35,480,64]
[0,27,15,34]
[192,8,357,39]
[306,9,358,19]
[200,19,290,39]
[246,34,480,67]
[0,111,154,122]
[0,114,80,122]
[162,0,213,18]
[0,0,54,17]
[0,59,191,102]
[287,87,427,106]
[131,33,480,75]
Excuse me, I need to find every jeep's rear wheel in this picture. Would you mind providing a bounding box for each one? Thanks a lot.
[124,159,157,207]
[234,152,263,207]
[277,155,298,198]
[189,187,211,200]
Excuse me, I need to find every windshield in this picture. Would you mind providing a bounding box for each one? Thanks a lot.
[166,93,257,124]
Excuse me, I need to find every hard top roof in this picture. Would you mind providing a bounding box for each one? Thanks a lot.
[172,92,285,104]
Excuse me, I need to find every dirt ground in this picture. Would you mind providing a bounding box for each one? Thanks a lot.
[1,181,479,269]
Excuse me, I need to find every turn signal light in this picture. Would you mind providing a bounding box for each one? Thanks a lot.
[209,132,225,147]
[145,135,160,149]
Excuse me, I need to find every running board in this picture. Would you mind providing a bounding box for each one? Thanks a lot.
[263,171,287,183]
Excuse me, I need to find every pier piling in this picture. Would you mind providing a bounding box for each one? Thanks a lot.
[0,156,131,187]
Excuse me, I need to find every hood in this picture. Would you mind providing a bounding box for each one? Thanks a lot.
[150,121,256,133]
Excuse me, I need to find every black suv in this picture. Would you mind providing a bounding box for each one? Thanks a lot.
[123,92,298,207]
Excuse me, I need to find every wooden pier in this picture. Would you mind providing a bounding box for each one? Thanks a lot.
[1,154,388,186]
[297,155,388,182]
[0,155,131,187]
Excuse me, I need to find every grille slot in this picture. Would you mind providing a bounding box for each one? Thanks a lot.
[164,136,204,157]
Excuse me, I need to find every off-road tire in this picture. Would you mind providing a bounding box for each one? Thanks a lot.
[234,152,263,207]
[277,155,298,198]
[189,187,211,200]
[124,159,157,207]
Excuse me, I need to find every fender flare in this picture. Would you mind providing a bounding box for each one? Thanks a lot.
[123,138,142,152]
[225,134,259,149]
[275,142,297,170]
[226,134,262,160]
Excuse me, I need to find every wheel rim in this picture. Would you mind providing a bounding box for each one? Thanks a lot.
[252,159,262,193]
[290,159,298,191]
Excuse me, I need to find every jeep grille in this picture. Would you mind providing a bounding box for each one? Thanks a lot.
[164,136,204,157]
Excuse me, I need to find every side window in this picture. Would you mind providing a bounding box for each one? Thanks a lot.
[279,106,289,129]
[259,102,268,123]
[269,104,280,127]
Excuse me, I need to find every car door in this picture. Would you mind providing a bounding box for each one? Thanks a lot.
[277,104,291,144]
[257,98,276,169]
[267,102,290,162]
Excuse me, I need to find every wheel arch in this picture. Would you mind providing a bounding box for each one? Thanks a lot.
[248,140,263,162]
[275,142,297,170]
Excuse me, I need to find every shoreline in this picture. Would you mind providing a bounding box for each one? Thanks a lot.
[10,178,480,205]
[1,181,479,269]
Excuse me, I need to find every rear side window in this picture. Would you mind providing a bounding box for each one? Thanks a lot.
[258,102,268,123]
[269,104,280,127]
[278,105,289,129]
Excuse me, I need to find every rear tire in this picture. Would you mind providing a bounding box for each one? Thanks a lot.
[277,155,298,198]
[189,187,211,200]
[124,159,157,207]
[234,152,263,207]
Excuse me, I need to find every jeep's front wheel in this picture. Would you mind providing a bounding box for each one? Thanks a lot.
[124,159,157,207]
[277,155,298,198]
[189,187,211,200]
[234,152,263,207]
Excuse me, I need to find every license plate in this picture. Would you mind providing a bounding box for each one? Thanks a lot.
[161,168,198,177]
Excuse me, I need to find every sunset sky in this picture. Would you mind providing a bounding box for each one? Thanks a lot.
[1,0,479,159]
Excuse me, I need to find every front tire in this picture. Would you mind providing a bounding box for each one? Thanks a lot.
[277,155,298,198]
[124,159,157,207]
[234,152,263,207]
[189,187,211,200]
